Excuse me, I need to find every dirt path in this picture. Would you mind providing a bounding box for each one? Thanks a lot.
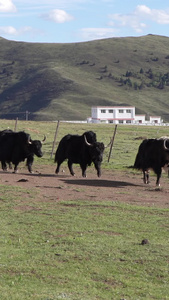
[1,164,169,209]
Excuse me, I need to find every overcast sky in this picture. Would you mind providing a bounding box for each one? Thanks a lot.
[0,0,169,43]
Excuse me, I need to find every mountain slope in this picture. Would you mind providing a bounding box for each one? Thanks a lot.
[0,34,169,121]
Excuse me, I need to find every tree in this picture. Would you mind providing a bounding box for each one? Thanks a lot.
[134,82,138,90]
[158,80,164,89]
[126,70,132,77]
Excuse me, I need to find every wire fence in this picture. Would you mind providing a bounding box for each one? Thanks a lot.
[1,111,169,126]
[0,111,40,121]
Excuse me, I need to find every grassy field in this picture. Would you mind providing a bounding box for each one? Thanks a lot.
[0,190,168,300]
[1,117,169,169]
[0,120,169,299]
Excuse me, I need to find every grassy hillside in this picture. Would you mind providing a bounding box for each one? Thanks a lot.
[0,34,169,121]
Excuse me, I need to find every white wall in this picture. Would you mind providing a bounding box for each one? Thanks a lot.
[149,116,161,124]
[91,106,135,124]
[134,115,146,124]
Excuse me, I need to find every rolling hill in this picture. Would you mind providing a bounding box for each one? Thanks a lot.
[0,34,169,121]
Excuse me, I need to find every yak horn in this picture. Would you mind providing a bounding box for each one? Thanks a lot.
[41,135,46,143]
[84,135,93,147]
[105,137,112,148]
[28,136,32,144]
[164,138,169,150]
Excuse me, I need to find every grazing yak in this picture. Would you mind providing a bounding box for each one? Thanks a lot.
[55,131,105,177]
[0,130,46,173]
[133,137,169,186]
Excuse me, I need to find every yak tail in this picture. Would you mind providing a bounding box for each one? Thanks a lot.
[133,153,142,170]
[54,151,58,163]
[54,146,62,163]
[127,163,141,170]
[127,165,135,169]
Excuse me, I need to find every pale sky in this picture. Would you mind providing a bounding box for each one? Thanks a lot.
[0,0,169,43]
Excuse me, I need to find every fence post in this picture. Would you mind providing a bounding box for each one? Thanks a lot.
[14,117,18,132]
[26,110,29,121]
[107,124,117,162]
[50,120,60,158]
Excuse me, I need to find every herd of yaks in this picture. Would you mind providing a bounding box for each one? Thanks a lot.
[0,129,169,187]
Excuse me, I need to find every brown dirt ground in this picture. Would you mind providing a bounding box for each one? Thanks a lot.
[1,164,169,209]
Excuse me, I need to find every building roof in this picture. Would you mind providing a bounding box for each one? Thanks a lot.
[92,106,135,109]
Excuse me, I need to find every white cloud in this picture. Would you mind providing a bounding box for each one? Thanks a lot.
[155,11,169,24]
[135,5,169,24]
[0,0,17,13]
[109,13,147,33]
[108,5,169,34]
[14,0,86,4]
[80,28,118,41]
[42,9,74,23]
[135,5,151,16]
[0,26,17,35]
[0,25,38,36]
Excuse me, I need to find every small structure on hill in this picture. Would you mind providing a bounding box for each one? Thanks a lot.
[90,106,162,125]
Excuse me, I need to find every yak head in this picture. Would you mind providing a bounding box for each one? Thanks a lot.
[84,135,105,177]
[28,135,46,157]
[83,131,97,143]
[158,136,169,151]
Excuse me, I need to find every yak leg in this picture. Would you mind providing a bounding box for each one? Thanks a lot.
[155,168,162,187]
[55,159,64,174]
[80,163,87,177]
[94,162,101,177]
[1,161,7,171]
[8,162,12,169]
[97,169,101,177]
[143,170,149,184]
[55,163,60,174]
[26,156,34,173]
[68,160,75,176]
[13,164,19,173]
[1,161,13,171]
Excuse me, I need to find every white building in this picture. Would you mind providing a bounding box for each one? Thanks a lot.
[91,106,162,125]
[149,116,161,124]
[134,115,146,124]
[91,106,135,124]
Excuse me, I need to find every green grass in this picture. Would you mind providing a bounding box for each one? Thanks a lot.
[0,184,168,300]
[0,120,169,300]
[0,120,169,298]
